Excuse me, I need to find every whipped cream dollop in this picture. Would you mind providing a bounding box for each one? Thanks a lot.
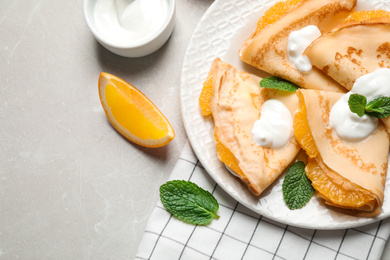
[330,93,378,141]
[287,25,321,73]
[330,68,390,141]
[252,99,293,149]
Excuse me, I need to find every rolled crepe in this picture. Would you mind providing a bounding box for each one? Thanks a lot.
[201,58,301,195]
[304,14,390,133]
[296,89,389,216]
[240,0,356,92]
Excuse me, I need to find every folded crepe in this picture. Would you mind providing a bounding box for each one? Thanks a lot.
[305,11,390,91]
[295,89,389,216]
[304,11,390,132]
[239,0,357,92]
[199,58,301,195]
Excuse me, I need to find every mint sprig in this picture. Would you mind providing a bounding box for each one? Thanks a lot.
[160,180,219,225]
[260,76,300,92]
[282,161,314,210]
[348,94,390,119]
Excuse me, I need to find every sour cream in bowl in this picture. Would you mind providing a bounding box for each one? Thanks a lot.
[83,0,176,57]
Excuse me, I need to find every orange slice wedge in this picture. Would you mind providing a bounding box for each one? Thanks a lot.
[98,72,175,148]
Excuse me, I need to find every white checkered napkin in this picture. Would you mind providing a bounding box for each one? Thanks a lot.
[135,142,390,260]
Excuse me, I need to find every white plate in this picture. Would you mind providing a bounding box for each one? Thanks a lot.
[179,0,390,230]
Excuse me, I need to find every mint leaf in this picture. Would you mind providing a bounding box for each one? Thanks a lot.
[348,94,390,119]
[260,76,300,92]
[282,161,314,210]
[365,97,390,119]
[160,180,219,225]
[365,98,384,113]
[348,94,367,117]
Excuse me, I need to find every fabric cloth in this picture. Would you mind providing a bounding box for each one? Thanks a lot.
[135,142,390,260]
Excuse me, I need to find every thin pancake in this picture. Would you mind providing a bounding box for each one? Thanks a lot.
[298,89,389,216]
[205,58,301,195]
[305,18,390,90]
[304,16,390,132]
[240,0,356,92]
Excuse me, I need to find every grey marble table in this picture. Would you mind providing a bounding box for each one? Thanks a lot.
[1,0,389,259]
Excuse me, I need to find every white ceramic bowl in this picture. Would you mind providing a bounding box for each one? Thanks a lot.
[83,0,176,57]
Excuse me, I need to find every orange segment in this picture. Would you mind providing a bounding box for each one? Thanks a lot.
[306,160,375,208]
[293,92,319,158]
[255,0,302,34]
[199,76,213,116]
[343,10,390,23]
[334,10,390,30]
[214,128,244,178]
[99,72,175,148]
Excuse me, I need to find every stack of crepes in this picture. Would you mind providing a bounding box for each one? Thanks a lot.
[199,0,390,217]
